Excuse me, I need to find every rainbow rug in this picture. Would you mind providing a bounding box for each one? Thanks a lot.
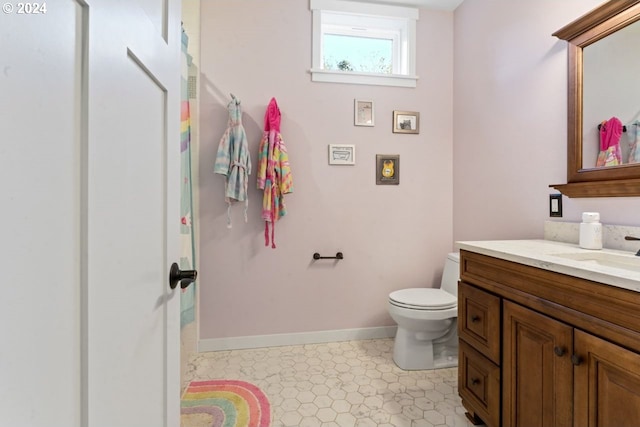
[181,380,271,427]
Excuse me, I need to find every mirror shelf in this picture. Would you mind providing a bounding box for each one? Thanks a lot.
[552,178,640,198]
[550,0,640,198]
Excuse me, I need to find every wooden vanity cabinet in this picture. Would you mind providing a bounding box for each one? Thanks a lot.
[458,250,640,427]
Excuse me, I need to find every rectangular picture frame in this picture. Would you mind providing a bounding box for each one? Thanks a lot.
[376,154,400,185]
[393,110,419,134]
[328,144,356,165]
[354,99,375,127]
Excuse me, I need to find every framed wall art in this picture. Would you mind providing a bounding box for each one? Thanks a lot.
[354,99,374,126]
[392,110,419,134]
[376,154,400,185]
[328,144,356,165]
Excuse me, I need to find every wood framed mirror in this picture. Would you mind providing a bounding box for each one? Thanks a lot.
[550,0,640,197]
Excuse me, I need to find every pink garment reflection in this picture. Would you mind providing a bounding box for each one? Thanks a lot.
[596,117,622,167]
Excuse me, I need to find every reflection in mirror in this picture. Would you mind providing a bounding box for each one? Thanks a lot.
[582,19,640,169]
[550,0,640,198]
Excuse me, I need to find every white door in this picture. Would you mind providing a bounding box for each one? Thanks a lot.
[0,1,182,426]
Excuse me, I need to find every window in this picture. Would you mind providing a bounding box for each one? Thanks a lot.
[310,0,419,88]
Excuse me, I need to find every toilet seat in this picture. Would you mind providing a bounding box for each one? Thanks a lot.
[389,288,457,310]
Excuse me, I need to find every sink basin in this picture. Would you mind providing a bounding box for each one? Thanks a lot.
[551,251,640,273]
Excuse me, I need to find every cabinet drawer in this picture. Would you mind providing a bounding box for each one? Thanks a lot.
[459,339,500,427]
[458,281,501,363]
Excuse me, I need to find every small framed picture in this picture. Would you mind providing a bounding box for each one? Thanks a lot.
[354,99,374,127]
[328,144,356,165]
[376,154,400,185]
[393,110,420,134]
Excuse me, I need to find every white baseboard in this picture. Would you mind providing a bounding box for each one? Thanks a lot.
[198,326,398,353]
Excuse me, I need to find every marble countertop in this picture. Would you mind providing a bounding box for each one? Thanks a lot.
[455,239,640,293]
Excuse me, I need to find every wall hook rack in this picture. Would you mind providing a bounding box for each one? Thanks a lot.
[313,252,344,260]
[597,123,627,132]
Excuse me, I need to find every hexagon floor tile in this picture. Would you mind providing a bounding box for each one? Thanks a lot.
[183,338,479,427]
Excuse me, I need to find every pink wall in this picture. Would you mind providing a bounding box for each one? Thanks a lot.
[198,1,454,339]
[453,0,640,242]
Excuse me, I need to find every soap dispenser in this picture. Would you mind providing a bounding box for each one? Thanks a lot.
[579,212,602,250]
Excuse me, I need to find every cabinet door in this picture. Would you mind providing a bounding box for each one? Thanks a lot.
[503,301,573,427]
[574,329,640,427]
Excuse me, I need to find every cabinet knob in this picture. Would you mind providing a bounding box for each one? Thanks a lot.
[471,315,480,323]
[571,354,583,366]
[471,378,480,386]
[554,346,566,357]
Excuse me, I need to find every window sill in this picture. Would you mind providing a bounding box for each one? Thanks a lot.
[310,69,418,88]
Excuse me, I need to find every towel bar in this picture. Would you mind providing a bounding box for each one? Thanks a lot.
[313,252,344,260]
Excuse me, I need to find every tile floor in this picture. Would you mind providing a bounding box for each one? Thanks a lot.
[183,338,478,427]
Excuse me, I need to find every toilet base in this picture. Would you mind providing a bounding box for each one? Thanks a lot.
[392,327,458,371]
[431,343,458,370]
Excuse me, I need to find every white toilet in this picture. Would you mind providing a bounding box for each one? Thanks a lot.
[388,252,460,370]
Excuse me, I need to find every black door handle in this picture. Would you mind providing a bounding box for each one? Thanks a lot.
[169,262,197,290]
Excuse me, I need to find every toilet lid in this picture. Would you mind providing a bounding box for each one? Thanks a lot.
[389,288,457,310]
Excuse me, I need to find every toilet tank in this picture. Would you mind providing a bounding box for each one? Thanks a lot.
[440,252,460,297]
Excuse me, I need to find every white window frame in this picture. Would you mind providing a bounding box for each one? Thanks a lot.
[310,0,419,88]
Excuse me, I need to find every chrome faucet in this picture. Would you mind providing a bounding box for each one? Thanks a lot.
[624,236,640,256]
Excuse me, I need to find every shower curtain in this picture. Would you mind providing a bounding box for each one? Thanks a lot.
[180,27,196,327]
